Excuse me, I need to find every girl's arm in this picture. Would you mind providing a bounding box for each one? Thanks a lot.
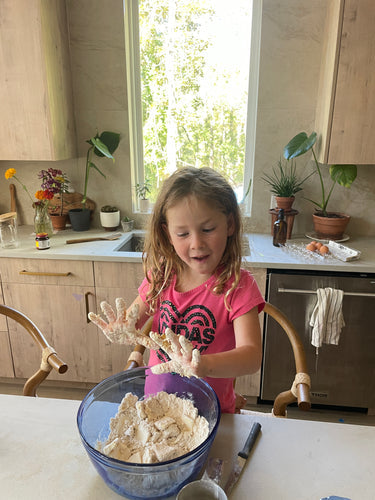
[197,306,262,379]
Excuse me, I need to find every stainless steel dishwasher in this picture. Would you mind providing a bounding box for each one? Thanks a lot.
[261,269,375,409]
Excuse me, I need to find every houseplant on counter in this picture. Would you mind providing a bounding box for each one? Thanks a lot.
[69,130,121,231]
[135,179,151,212]
[100,205,120,231]
[41,169,70,231]
[284,131,357,240]
[121,215,134,232]
[262,157,312,211]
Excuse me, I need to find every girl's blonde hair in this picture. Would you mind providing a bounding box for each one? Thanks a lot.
[143,167,243,312]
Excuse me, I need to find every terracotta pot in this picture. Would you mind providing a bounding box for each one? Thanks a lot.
[50,214,68,231]
[312,212,350,240]
[275,196,295,212]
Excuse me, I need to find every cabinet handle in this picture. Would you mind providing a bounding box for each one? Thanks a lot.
[19,270,72,277]
[278,287,375,297]
[85,291,94,323]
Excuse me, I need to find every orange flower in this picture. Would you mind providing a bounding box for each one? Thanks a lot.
[5,168,16,180]
[35,190,46,200]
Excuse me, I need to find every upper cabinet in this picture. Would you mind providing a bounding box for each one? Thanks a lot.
[315,0,375,165]
[0,0,77,161]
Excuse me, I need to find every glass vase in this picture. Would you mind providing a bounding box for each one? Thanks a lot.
[34,203,53,237]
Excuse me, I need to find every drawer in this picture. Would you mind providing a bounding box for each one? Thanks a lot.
[1,258,94,286]
[94,261,143,289]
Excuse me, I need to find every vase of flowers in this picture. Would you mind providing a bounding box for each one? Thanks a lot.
[40,169,70,231]
[4,167,69,237]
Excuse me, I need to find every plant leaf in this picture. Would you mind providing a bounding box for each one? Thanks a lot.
[93,132,120,157]
[91,138,114,160]
[329,164,357,188]
[284,131,317,159]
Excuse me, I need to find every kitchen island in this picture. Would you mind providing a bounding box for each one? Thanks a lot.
[1,393,374,499]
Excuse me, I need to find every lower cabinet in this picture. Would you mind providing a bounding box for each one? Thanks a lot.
[1,258,96,383]
[0,257,266,398]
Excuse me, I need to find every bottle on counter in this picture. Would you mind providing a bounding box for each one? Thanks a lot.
[273,208,287,247]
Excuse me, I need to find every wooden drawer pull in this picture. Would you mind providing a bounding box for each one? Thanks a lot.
[19,270,72,277]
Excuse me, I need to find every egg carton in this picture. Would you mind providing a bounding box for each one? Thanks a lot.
[327,241,361,262]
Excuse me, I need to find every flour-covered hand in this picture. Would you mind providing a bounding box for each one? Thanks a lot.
[88,298,158,349]
[150,328,201,378]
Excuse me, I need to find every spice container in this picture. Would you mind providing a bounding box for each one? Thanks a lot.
[35,232,50,250]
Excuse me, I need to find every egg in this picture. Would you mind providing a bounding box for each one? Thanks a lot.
[319,245,329,255]
[315,242,323,249]
[306,243,316,251]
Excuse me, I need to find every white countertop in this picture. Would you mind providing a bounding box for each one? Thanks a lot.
[1,394,374,500]
[1,225,375,273]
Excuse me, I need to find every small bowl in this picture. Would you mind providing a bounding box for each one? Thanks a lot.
[77,367,221,499]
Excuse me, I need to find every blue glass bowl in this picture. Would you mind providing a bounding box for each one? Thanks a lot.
[77,367,221,499]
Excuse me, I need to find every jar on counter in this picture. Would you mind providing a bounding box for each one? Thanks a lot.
[35,232,50,250]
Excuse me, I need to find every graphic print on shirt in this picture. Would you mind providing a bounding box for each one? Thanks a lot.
[156,300,217,362]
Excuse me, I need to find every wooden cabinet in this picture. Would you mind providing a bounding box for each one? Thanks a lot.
[235,266,266,398]
[0,289,14,378]
[93,261,147,377]
[1,258,96,383]
[0,0,76,160]
[315,0,375,164]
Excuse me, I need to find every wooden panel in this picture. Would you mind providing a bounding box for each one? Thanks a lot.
[93,261,144,290]
[235,267,266,397]
[0,290,14,377]
[1,258,94,286]
[328,0,375,164]
[0,0,76,160]
[3,282,98,383]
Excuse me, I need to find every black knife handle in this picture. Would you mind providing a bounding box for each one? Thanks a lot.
[238,422,261,459]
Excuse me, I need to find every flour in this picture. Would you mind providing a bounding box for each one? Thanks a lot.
[98,391,209,463]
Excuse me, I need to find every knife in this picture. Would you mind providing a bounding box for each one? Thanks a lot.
[224,421,261,495]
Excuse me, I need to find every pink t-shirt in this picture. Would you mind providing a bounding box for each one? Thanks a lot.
[139,268,265,413]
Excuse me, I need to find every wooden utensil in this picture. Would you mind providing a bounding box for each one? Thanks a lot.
[66,233,122,244]
[9,184,16,212]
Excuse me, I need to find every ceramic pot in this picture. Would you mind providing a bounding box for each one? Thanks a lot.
[68,208,91,231]
[139,198,150,213]
[312,212,350,240]
[275,196,295,212]
[50,214,68,231]
[100,210,120,231]
[121,220,134,232]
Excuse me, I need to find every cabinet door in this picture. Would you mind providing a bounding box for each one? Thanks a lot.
[0,291,14,378]
[2,259,99,383]
[316,0,375,164]
[0,0,76,160]
[233,267,266,398]
[93,262,147,378]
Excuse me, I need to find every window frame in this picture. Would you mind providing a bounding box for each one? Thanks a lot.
[124,0,262,215]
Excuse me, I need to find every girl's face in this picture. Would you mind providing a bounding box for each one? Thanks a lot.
[165,195,234,282]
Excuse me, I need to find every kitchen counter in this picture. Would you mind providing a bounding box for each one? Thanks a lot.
[1,393,374,500]
[1,225,375,273]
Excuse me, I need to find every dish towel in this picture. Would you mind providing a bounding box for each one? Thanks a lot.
[309,287,345,350]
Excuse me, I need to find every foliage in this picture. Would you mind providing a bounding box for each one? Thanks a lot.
[135,179,152,199]
[100,205,119,212]
[83,130,121,206]
[262,158,312,198]
[139,0,250,199]
[121,215,133,222]
[284,131,357,216]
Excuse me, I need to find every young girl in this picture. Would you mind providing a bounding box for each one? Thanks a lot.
[90,167,265,413]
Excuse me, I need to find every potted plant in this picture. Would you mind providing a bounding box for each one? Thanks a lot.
[45,169,70,231]
[284,131,357,239]
[121,215,134,232]
[100,205,120,231]
[135,179,151,212]
[262,157,312,211]
[69,130,121,231]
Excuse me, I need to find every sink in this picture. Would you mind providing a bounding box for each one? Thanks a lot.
[115,234,145,252]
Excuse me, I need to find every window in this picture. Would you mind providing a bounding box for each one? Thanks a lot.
[125,0,262,214]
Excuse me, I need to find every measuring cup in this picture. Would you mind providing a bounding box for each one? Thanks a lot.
[176,458,227,500]
[0,212,18,248]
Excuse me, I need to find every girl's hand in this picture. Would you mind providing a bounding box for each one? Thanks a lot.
[149,328,201,378]
[88,298,158,350]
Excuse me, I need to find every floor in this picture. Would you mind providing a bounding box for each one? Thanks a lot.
[2,380,375,427]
